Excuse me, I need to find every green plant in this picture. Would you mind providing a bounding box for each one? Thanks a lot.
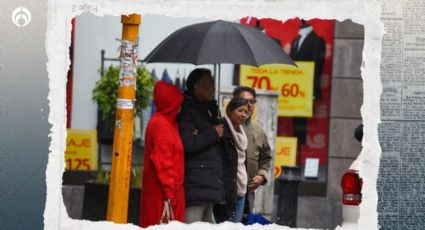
[94,166,143,189]
[130,166,143,188]
[94,168,110,185]
[92,64,155,121]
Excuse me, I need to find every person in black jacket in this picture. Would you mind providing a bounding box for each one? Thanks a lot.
[290,20,326,148]
[214,97,249,223]
[290,20,326,101]
[177,68,225,223]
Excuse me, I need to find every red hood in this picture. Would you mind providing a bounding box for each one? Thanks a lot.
[153,81,183,120]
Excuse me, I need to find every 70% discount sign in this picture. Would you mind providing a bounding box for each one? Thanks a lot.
[239,62,314,117]
[246,76,305,98]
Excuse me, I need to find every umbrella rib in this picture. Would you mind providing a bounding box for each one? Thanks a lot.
[167,23,212,65]
[229,23,257,66]
[175,37,197,65]
[258,31,281,66]
[195,23,216,65]
[167,24,201,65]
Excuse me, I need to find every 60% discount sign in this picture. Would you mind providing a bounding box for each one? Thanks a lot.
[239,62,315,117]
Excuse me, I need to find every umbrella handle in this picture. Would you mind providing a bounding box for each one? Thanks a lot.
[216,109,223,125]
[215,63,223,125]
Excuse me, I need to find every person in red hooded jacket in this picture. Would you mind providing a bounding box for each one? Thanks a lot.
[139,80,185,227]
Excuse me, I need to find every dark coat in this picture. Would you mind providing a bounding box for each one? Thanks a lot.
[290,30,326,100]
[213,118,239,217]
[290,29,326,145]
[177,91,225,206]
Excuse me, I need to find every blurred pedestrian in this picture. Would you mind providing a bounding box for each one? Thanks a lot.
[233,86,272,215]
[139,81,185,227]
[214,97,249,223]
[177,68,225,223]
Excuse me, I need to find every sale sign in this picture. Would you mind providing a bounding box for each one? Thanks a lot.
[274,136,298,178]
[65,129,98,171]
[240,17,334,166]
[240,61,314,117]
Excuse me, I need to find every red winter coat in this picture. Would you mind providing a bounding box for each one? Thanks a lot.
[139,81,184,228]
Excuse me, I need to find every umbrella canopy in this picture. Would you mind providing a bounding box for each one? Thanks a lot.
[144,20,295,67]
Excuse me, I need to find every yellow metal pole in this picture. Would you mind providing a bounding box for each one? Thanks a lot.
[106,14,141,223]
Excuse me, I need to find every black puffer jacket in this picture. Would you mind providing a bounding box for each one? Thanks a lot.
[177,91,225,206]
[213,118,239,217]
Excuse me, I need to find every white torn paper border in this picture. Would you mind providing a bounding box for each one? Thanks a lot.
[44,0,384,229]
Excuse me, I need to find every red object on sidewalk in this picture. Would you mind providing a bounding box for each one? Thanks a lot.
[66,18,75,128]
[140,81,185,227]
[341,169,363,205]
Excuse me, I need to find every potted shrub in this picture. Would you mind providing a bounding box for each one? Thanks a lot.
[92,65,155,144]
[82,166,143,225]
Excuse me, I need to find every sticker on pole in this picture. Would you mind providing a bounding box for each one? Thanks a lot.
[117,38,138,87]
[117,99,134,109]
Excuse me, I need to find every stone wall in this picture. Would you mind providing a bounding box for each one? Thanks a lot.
[296,19,364,229]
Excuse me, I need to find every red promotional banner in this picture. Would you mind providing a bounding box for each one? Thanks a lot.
[240,17,334,165]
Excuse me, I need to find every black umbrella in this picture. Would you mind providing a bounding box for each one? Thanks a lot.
[143,19,296,116]
[144,20,295,67]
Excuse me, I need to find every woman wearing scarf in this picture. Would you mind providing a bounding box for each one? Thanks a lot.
[214,97,249,223]
[139,81,185,227]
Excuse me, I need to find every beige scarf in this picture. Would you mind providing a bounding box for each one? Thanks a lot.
[225,115,248,197]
